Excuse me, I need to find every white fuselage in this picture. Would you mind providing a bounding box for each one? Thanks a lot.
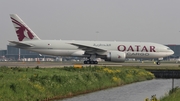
[10,40,174,59]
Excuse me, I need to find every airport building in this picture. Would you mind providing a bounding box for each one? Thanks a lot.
[6,45,40,61]
[0,44,180,61]
[0,50,6,59]
[0,45,57,61]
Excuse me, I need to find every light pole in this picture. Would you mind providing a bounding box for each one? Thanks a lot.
[18,48,21,61]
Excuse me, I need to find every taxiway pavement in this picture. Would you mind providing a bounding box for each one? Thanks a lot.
[0,61,179,68]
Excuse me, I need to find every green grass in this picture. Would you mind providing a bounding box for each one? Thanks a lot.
[0,66,154,101]
[160,87,180,101]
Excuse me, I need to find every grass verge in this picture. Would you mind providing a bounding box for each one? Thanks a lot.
[159,87,180,101]
[0,66,154,101]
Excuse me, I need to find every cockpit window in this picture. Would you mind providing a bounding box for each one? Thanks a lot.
[167,48,171,50]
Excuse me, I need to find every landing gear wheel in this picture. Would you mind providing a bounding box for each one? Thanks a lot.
[83,60,98,64]
[84,61,87,64]
[86,61,90,64]
[156,61,160,65]
[94,61,98,64]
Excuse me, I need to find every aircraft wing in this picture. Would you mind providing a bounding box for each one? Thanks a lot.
[69,43,107,54]
[9,40,33,47]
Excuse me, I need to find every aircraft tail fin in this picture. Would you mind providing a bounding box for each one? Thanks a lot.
[10,14,40,41]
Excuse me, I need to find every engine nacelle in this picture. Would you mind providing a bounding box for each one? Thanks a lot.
[105,51,126,62]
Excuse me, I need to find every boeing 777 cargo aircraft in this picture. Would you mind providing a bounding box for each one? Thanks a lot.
[9,14,174,65]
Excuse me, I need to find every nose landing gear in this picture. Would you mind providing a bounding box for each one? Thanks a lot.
[156,61,160,65]
[156,58,163,65]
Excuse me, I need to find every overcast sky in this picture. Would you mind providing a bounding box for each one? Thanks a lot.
[0,0,180,49]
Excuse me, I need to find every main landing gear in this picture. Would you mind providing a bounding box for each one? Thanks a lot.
[83,55,98,64]
[84,60,98,64]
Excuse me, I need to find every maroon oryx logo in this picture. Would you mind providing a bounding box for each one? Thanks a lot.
[11,17,34,41]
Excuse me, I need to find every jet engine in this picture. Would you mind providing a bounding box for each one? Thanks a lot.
[105,51,126,62]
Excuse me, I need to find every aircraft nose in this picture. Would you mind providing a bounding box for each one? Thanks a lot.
[171,50,174,55]
[166,50,174,57]
[169,50,174,56]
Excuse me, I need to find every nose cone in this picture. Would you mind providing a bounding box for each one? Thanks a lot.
[171,50,174,55]
[168,49,174,56]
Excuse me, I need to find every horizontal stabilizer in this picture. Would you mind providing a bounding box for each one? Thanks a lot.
[9,40,33,47]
